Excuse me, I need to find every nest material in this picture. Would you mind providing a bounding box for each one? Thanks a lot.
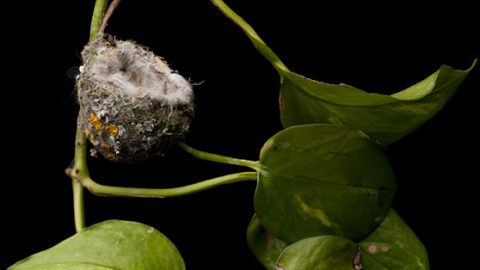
[76,35,194,162]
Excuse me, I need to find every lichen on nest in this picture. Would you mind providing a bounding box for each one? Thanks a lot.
[76,34,194,162]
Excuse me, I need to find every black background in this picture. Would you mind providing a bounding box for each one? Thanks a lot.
[3,0,479,269]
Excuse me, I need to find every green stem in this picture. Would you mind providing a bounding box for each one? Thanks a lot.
[71,117,89,232]
[72,179,85,232]
[210,0,289,73]
[77,172,258,198]
[70,0,108,233]
[89,0,109,41]
[178,142,260,171]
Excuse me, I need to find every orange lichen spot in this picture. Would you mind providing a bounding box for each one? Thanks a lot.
[106,152,117,160]
[89,112,104,130]
[100,143,111,149]
[106,124,119,138]
[84,129,98,145]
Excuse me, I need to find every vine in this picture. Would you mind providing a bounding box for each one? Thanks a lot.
[9,0,475,269]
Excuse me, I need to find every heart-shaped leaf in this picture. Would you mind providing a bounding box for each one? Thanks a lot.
[247,215,288,270]
[275,209,429,270]
[255,124,396,243]
[211,0,476,145]
[9,220,185,270]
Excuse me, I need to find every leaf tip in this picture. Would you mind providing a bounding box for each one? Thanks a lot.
[468,58,478,71]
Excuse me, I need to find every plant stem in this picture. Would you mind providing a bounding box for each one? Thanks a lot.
[72,179,85,232]
[70,0,108,233]
[71,118,89,232]
[77,172,258,198]
[99,0,122,35]
[178,142,260,171]
[210,0,289,73]
[89,0,109,41]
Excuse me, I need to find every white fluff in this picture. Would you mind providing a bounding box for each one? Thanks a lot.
[88,40,193,105]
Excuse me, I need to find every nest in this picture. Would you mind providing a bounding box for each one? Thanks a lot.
[76,35,194,162]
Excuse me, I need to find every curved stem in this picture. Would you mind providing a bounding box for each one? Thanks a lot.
[210,0,289,73]
[77,172,258,198]
[178,142,260,171]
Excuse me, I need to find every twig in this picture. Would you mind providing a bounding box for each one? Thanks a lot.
[98,0,122,35]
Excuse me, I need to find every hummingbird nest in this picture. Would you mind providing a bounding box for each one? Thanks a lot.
[76,35,194,162]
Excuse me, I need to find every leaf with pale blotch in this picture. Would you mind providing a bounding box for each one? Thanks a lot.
[211,0,476,145]
[360,210,429,269]
[9,220,185,270]
[247,215,288,270]
[275,209,429,270]
[276,235,355,270]
[255,124,396,243]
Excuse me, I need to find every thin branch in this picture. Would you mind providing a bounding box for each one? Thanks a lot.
[98,0,122,35]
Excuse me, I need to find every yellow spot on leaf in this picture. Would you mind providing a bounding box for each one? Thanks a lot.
[380,244,390,252]
[367,243,378,254]
[295,195,340,230]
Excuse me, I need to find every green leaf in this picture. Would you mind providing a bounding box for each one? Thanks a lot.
[275,209,429,270]
[211,0,476,145]
[360,210,429,269]
[276,236,356,270]
[255,124,396,243]
[247,215,288,270]
[279,65,474,145]
[9,220,185,270]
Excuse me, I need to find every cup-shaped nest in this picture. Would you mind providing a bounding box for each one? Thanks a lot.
[76,35,194,162]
